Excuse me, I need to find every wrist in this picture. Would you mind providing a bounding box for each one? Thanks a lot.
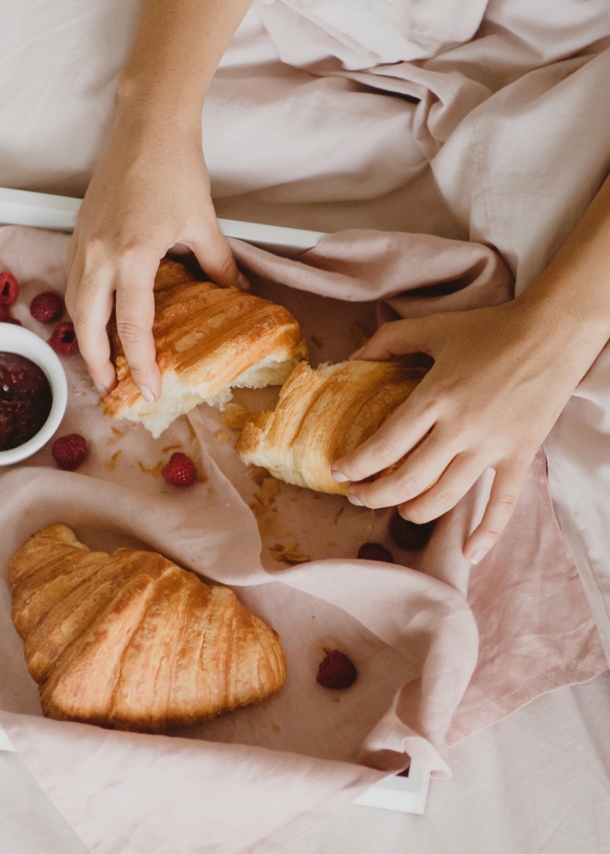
[517,271,610,350]
[116,78,205,131]
[114,91,203,139]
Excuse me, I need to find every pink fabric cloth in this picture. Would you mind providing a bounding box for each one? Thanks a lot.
[0,225,605,853]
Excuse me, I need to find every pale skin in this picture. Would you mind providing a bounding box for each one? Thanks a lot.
[66,0,610,563]
[65,0,254,402]
[332,174,610,563]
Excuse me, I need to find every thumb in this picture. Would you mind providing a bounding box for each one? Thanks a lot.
[350,317,434,361]
[189,217,247,291]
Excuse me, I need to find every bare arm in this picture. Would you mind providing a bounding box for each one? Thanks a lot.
[332,173,610,563]
[66,0,253,401]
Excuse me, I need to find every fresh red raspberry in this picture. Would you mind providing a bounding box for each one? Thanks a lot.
[30,291,64,324]
[316,648,358,690]
[52,433,89,471]
[162,452,197,487]
[0,272,19,306]
[48,322,79,356]
[357,542,395,563]
[389,511,435,550]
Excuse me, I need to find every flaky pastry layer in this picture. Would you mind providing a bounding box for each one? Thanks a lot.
[103,259,307,437]
[10,525,287,733]
[237,360,422,495]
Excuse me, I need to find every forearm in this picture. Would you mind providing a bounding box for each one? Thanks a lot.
[117,0,254,125]
[518,173,610,363]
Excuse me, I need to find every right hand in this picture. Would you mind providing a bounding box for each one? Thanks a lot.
[65,105,245,401]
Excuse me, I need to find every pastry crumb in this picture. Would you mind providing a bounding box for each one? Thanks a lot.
[271,723,281,733]
[332,696,341,703]
[138,460,165,478]
[249,499,266,519]
[161,443,182,453]
[254,475,280,509]
[111,426,124,437]
[334,506,345,525]
[215,429,231,444]
[187,420,198,445]
[104,450,122,472]
[270,543,311,566]
[248,466,270,486]
[220,402,252,430]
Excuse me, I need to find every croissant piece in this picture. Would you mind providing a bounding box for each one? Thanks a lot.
[237,360,422,495]
[10,525,287,733]
[103,259,307,437]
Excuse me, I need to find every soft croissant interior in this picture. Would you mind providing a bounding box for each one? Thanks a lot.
[103,258,307,438]
[10,525,287,733]
[237,359,423,495]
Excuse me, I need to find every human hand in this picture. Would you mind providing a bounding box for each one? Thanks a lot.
[331,299,601,563]
[65,106,245,401]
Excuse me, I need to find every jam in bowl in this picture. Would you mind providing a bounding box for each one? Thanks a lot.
[0,352,52,451]
[0,325,67,465]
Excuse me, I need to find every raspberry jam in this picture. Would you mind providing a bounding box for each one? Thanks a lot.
[0,352,52,451]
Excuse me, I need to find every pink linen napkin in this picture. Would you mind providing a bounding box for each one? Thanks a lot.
[0,225,604,854]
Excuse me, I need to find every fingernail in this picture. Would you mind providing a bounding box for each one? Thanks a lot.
[94,382,108,397]
[138,384,155,403]
[331,468,350,483]
[238,273,250,290]
[349,347,365,361]
[469,548,486,565]
[347,491,364,507]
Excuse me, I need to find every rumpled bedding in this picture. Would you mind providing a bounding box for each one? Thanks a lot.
[1,1,610,853]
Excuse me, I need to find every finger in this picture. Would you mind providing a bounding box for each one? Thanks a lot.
[66,252,117,394]
[397,451,486,524]
[349,318,433,361]
[66,224,80,277]
[346,429,459,509]
[331,389,438,485]
[189,215,244,290]
[114,254,162,401]
[463,458,532,563]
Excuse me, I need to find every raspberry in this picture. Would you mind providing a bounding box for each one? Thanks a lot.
[48,322,79,356]
[52,433,88,471]
[30,291,64,324]
[162,452,197,487]
[0,272,19,306]
[357,542,395,563]
[316,649,358,690]
[389,511,435,550]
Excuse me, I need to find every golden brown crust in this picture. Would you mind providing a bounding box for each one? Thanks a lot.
[237,360,422,495]
[102,259,307,431]
[10,525,287,733]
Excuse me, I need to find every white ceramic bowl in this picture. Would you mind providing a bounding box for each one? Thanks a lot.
[0,323,68,465]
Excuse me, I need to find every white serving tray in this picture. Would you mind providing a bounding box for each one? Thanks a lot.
[0,186,431,815]
[0,187,327,257]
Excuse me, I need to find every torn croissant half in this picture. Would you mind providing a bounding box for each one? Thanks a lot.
[102,259,307,438]
[237,359,423,495]
[10,525,287,733]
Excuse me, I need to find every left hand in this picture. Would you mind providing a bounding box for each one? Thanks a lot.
[331,299,599,563]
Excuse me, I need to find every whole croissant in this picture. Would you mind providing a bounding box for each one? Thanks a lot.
[237,359,423,495]
[10,525,287,733]
[103,258,307,438]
